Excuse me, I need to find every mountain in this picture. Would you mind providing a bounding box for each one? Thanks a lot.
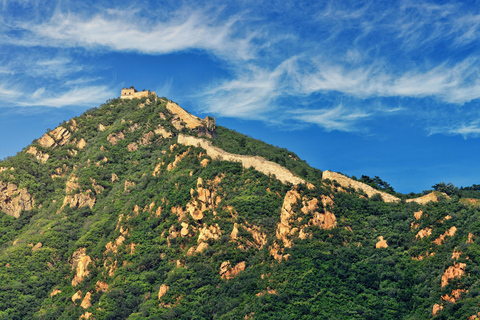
[1,89,480,319]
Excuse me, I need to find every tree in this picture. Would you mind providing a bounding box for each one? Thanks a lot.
[432,182,459,196]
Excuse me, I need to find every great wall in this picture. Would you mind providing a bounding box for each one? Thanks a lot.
[322,171,449,204]
[120,87,156,100]
[322,170,400,202]
[121,87,448,204]
[177,134,306,185]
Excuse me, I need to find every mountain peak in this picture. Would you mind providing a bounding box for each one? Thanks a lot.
[0,92,479,319]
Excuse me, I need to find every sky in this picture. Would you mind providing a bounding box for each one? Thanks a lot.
[0,0,480,194]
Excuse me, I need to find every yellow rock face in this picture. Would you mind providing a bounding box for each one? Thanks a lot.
[0,181,34,218]
[80,292,92,309]
[376,236,388,249]
[158,284,169,300]
[71,248,92,287]
[441,262,466,288]
[220,261,246,280]
[433,226,457,245]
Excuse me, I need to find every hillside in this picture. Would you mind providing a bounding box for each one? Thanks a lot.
[0,92,480,319]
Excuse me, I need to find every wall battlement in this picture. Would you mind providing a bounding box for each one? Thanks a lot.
[177,134,306,185]
[121,86,157,100]
[322,171,400,203]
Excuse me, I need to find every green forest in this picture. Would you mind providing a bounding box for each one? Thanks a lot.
[0,95,480,319]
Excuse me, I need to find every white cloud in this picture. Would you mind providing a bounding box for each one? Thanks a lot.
[289,104,371,132]
[155,78,174,99]
[294,57,480,104]
[2,0,480,137]
[0,80,24,103]
[198,59,298,119]
[19,85,115,108]
[429,120,480,139]
[13,7,257,61]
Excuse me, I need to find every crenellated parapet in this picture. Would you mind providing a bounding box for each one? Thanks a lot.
[121,86,157,100]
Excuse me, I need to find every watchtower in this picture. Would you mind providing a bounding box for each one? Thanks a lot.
[121,86,137,99]
[121,86,157,100]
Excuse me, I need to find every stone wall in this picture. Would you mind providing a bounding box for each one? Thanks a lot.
[322,171,400,203]
[177,134,305,185]
[166,102,203,129]
[166,102,215,136]
[406,191,450,204]
[120,87,157,100]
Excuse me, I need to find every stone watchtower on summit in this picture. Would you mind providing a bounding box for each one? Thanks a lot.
[121,86,157,100]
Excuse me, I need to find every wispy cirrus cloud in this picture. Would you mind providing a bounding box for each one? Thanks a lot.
[195,0,480,135]
[289,104,372,132]
[18,85,115,108]
[7,6,258,61]
[2,0,480,137]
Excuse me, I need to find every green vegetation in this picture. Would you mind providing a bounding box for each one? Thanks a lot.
[0,95,479,319]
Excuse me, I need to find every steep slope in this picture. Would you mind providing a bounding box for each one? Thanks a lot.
[0,92,479,319]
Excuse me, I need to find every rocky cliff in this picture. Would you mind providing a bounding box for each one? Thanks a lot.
[0,181,34,218]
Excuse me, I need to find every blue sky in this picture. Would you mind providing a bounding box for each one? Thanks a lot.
[1,0,480,193]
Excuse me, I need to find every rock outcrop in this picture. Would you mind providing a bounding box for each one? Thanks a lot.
[433,226,457,245]
[107,132,125,146]
[442,289,467,303]
[167,148,190,171]
[127,142,138,152]
[197,224,222,243]
[185,177,221,220]
[71,248,92,287]
[322,171,400,202]
[38,132,56,148]
[272,189,337,261]
[276,190,301,248]
[63,192,96,210]
[32,242,42,251]
[26,146,50,163]
[104,226,128,255]
[124,181,135,191]
[276,189,337,251]
[77,138,86,150]
[39,126,71,148]
[0,181,34,218]
[220,261,246,280]
[414,210,423,220]
[154,125,172,139]
[441,262,466,287]
[96,281,109,292]
[60,175,96,211]
[158,284,169,300]
[80,312,93,320]
[376,236,388,248]
[50,289,61,297]
[416,227,432,239]
[311,196,336,230]
[80,292,92,309]
[72,290,82,304]
[432,303,443,316]
[178,134,305,185]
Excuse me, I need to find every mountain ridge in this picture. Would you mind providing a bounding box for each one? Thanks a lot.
[0,91,479,319]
